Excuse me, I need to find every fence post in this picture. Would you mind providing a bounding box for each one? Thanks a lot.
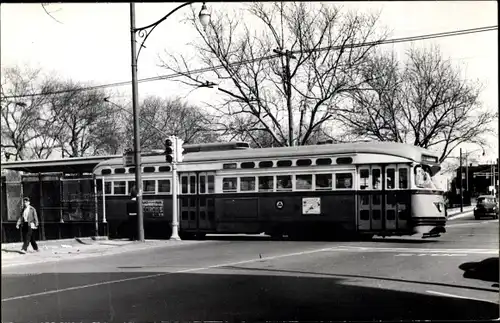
[38,173,46,241]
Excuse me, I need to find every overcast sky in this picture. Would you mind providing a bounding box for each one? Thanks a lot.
[1,1,497,166]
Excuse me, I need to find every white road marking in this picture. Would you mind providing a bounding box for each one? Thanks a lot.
[2,246,351,302]
[395,253,468,257]
[338,246,497,254]
[426,290,498,304]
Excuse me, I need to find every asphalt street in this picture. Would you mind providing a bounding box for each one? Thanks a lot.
[2,213,499,322]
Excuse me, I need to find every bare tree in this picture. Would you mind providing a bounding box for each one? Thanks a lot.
[159,2,387,146]
[46,81,124,157]
[340,46,497,162]
[122,96,218,151]
[1,66,56,160]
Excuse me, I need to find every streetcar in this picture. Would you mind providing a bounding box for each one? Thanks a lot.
[93,141,447,240]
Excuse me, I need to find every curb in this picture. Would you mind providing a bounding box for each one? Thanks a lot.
[1,236,109,249]
[447,210,474,221]
[1,240,213,269]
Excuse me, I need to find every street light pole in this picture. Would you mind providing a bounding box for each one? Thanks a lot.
[459,148,463,213]
[128,2,210,241]
[130,3,145,241]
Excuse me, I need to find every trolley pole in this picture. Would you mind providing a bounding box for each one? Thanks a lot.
[170,139,180,241]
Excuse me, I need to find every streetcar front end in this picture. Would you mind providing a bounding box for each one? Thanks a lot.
[410,160,447,238]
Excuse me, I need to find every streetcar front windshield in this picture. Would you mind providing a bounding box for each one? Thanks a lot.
[414,164,438,189]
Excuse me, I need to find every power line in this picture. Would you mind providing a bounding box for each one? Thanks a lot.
[2,25,497,100]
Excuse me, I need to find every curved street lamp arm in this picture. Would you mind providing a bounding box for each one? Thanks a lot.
[134,1,196,62]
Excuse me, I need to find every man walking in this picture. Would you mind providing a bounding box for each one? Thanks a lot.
[16,197,39,254]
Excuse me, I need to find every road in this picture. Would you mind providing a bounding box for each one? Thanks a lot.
[2,214,499,322]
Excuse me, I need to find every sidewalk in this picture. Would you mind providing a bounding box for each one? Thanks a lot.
[1,237,208,268]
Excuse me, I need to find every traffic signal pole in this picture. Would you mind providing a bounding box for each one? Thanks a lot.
[170,136,181,240]
[171,158,180,241]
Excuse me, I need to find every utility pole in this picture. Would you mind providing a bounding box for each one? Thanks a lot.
[130,3,145,241]
[465,153,469,192]
[459,148,463,213]
[273,48,296,146]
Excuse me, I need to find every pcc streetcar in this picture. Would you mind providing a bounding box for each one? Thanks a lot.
[93,141,446,240]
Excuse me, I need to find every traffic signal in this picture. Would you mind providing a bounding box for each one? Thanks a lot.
[176,137,185,162]
[165,137,174,163]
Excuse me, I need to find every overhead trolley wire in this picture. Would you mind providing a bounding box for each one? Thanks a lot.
[2,25,497,100]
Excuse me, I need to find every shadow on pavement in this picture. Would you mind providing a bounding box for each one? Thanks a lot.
[459,257,499,287]
[371,237,440,244]
[1,271,498,322]
[201,235,439,243]
[1,249,24,254]
[222,265,499,293]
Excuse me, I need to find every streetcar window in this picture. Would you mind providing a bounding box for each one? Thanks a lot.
[181,177,188,194]
[414,165,436,189]
[190,176,196,194]
[101,169,112,175]
[296,175,313,190]
[223,163,237,169]
[296,159,312,166]
[207,175,215,193]
[113,181,126,195]
[387,210,396,220]
[336,173,353,189]
[360,169,370,190]
[158,180,171,193]
[115,168,126,174]
[337,157,353,165]
[399,168,408,189]
[143,180,156,194]
[144,166,156,173]
[277,175,292,191]
[258,176,274,191]
[158,166,170,172]
[241,162,255,169]
[372,168,381,190]
[222,178,237,192]
[315,174,332,190]
[104,182,112,194]
[199,176,206,194]
[240,177,256,191]
[127,181,135,194]
[386,168,395,189]
[316,158,332,166]
[128,167,135,174]
[277,160,292,167]
[259,161,274,168]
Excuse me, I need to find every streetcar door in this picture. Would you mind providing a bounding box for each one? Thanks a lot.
[384,165,397,231]
[358,167,371,231]
[180,173,197,230]
[198,172,216,231]
[357,166,382,231]
[371,166,383,230]
[396,165,410,230]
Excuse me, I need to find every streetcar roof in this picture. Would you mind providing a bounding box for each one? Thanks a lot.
[94,141,439,169]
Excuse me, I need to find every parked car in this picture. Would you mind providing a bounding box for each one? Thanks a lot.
[474,195,499,219]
